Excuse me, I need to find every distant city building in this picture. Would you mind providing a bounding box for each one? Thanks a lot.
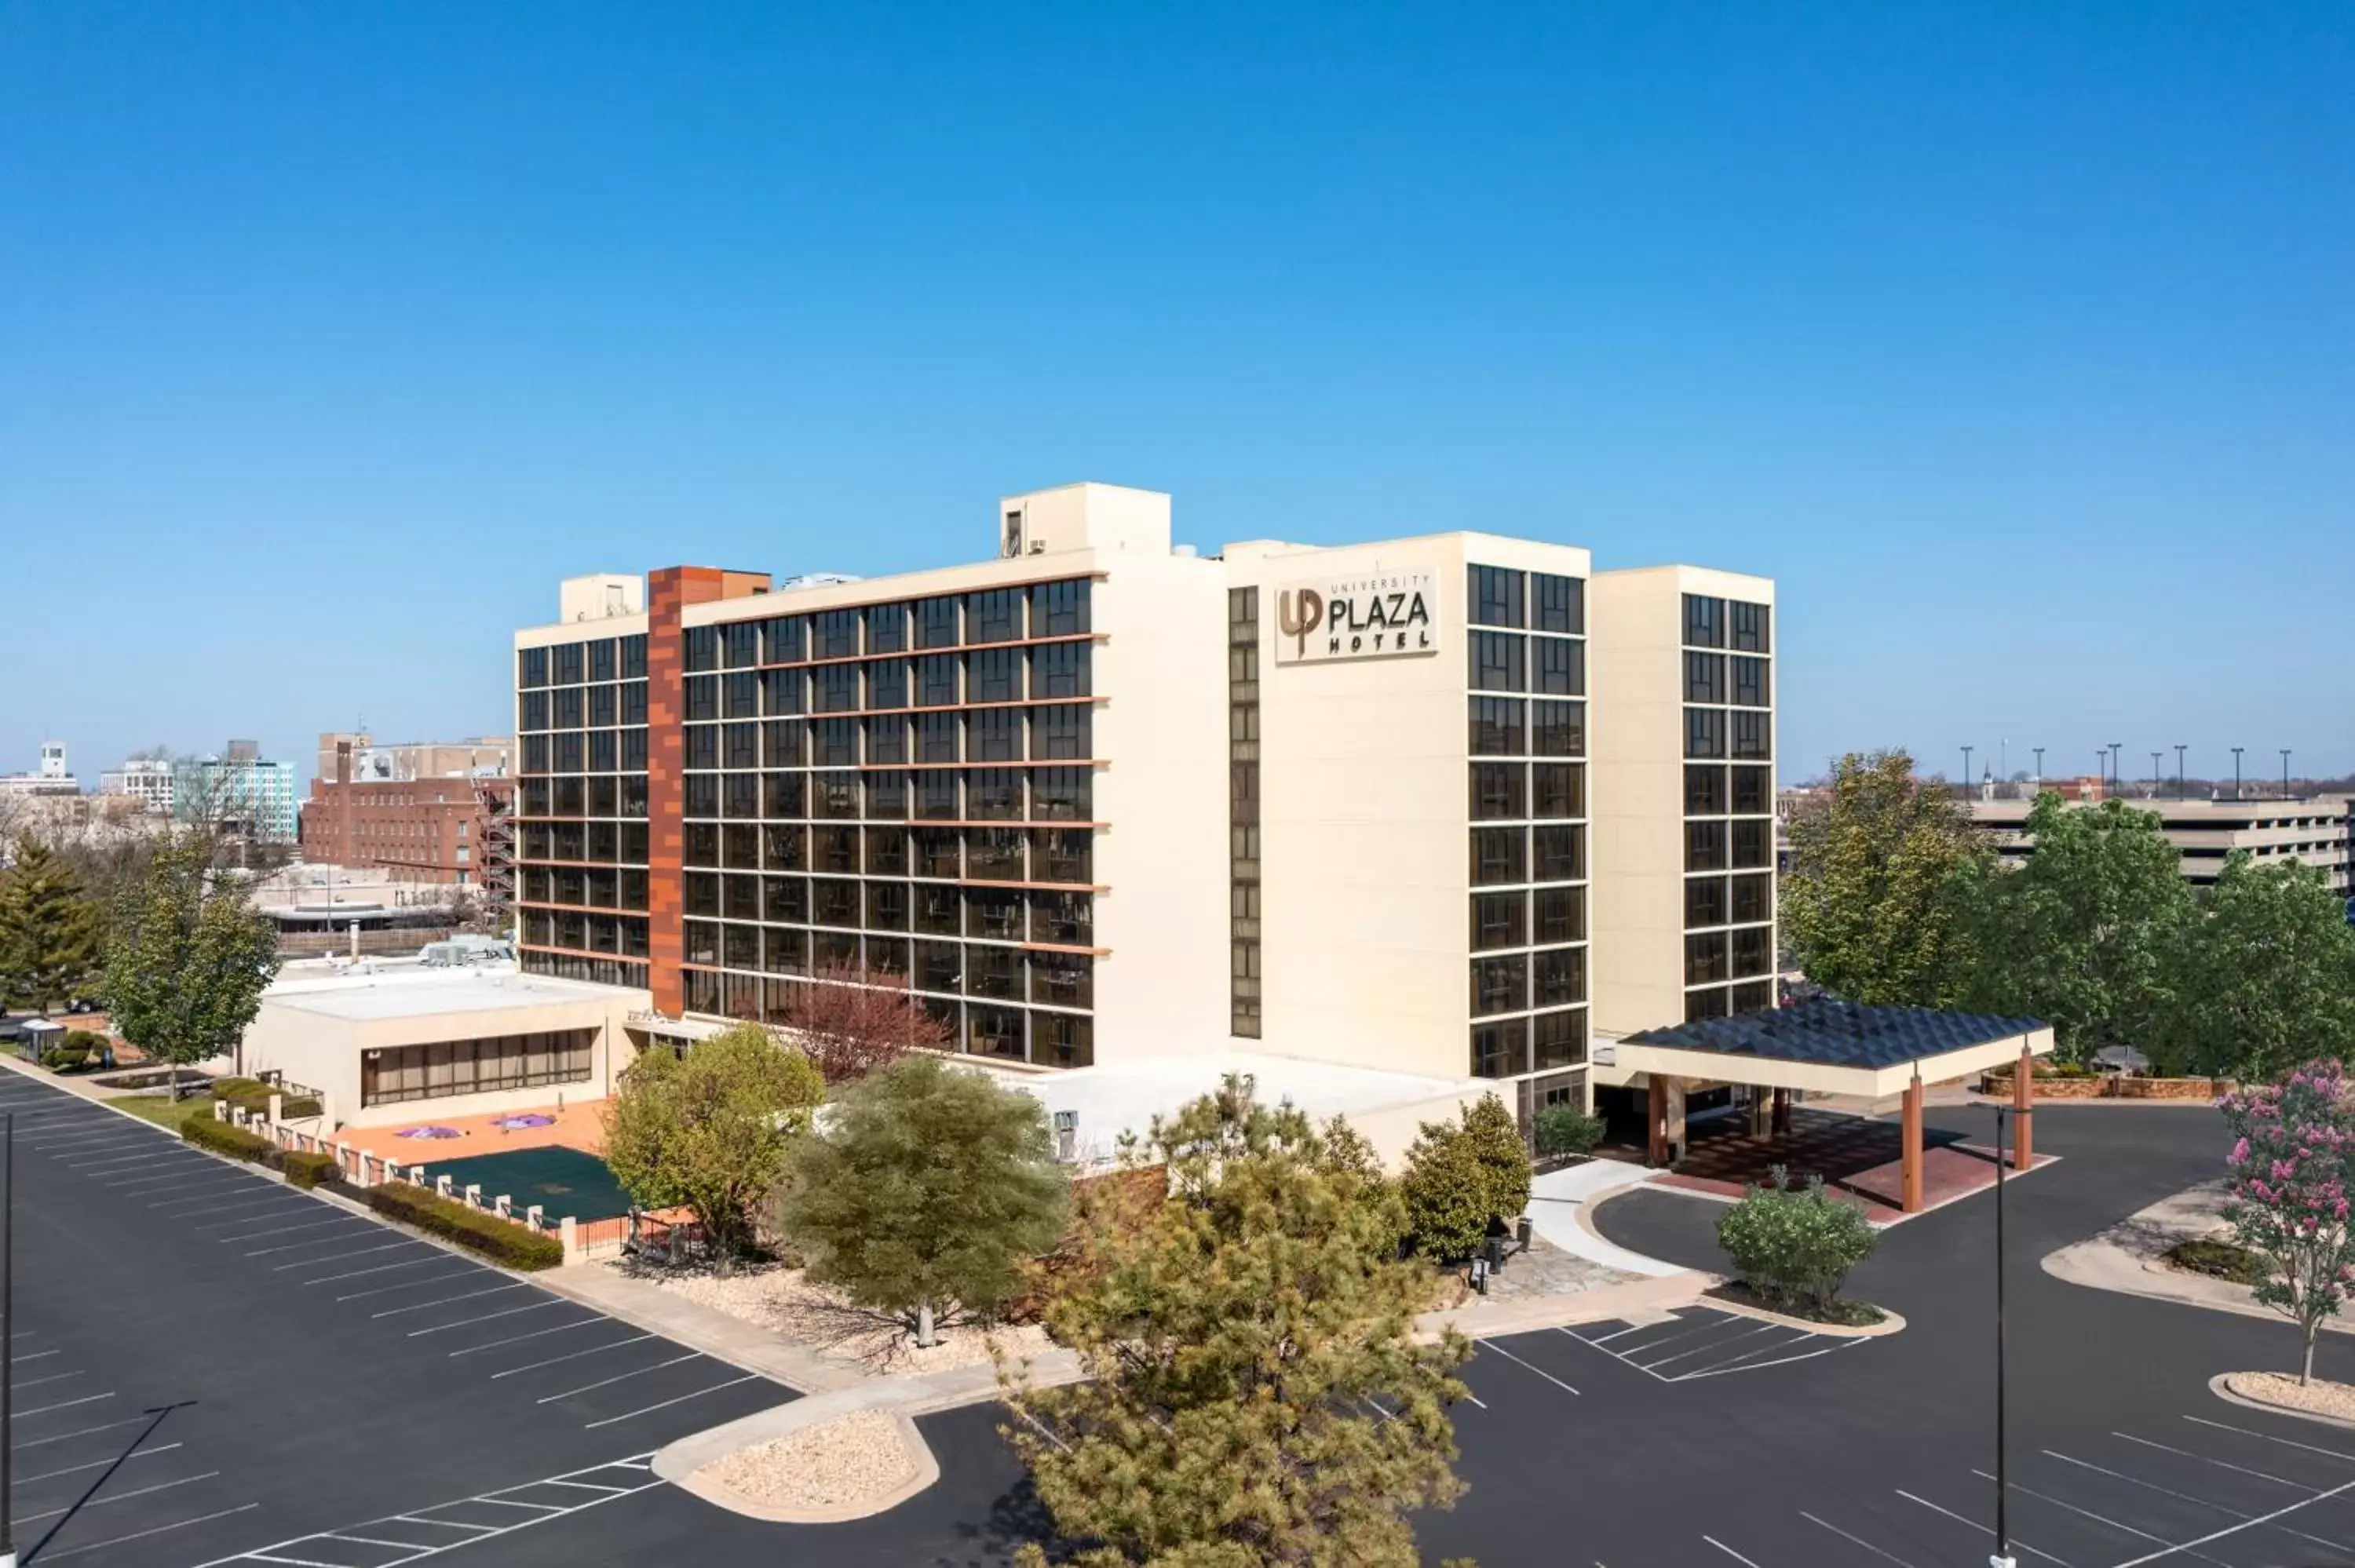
[97,756,175,814]
[298,734,515,888]
[1966,794,2353,894]
[174,745,300,844]
[313,732,511,784]
[0,740,79,799]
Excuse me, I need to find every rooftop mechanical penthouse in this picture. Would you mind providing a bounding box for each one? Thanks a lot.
[511,483,1775,1110]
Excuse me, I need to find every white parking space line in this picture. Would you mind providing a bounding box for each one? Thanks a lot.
[1970,1469,2217,1565]
[2109,1474,2355,1567]
[20,1468,225,1523]
[62,1150,197,1171]
[225,1218,358,1246]
[2184,1413,2355,1466]
[12,1349,60,1364]
[246,1228,386,1257]
[449,1318,605,1357]
[391,1515,498,1533]
[334,1267,481,1302]
[1676,1339,1865,1382]
[1800,1510,1923,1567]
[190,1196,317,1224]
[19,1391,116,1418]
[582,1374,761,1428]
[370,1283,527,1319]
[535,1352,701,1404]
[1702,1537,1765,1567]
[308,1256,462,1285]
[406,1299,568,1337]
[106,1165,251,1190]
[40,1503,261,1563]
[1477,1339,1580,1395]
[326,1533,440,1552]
[274,1240,422,1271]
[16,1370,87,1391]
[12,1416,152,1450]
[1641,1322,1786,1372]
[152,1182,283,1209]
[2050,1445,2355,1557]
[2112,1431,2306,1490]
[19,1441,183,1486]
[1894,1490,2069,1566]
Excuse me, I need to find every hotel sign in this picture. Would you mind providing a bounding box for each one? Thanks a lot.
[1273,570,1440,665]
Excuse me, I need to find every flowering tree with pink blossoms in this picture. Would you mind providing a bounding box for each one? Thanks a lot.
[2220,1060,2355,1386]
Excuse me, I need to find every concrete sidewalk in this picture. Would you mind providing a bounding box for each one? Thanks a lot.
[1522,1159,1692,1278]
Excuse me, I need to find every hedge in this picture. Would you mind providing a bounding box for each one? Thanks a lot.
[210,1076,324,1120]
[282,1150,341,1190]
[184,1116,278,1164]
[364,1182,564,1271]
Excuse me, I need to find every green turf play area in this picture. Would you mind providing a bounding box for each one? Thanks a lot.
[413,1145,633,1220]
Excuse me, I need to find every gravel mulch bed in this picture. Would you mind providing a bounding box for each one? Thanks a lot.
[636,1258,1052,1377]
[2227,1370,2355,1423]
[697,1409,918,1512]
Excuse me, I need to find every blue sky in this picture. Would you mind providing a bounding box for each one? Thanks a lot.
[4,2,2350,786]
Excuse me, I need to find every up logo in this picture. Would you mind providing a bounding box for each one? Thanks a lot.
[1271,571,1439,665]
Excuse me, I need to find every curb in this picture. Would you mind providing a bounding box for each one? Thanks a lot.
[1706,1290,1907,1339]
[666,1409,942,1525]
[2209,1371,2355,1434]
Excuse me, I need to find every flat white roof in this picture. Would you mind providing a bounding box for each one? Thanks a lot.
[263,963,638,1023]
[977,1049,1482,1167]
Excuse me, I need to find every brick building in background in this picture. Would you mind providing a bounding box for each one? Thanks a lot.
[299,734,515,888]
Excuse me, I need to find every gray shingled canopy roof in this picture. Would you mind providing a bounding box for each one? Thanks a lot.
[1623,999,2046,1072]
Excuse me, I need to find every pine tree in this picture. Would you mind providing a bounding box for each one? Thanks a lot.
[774,1053,1068,1346]
[1004,1076,1473,1568]
[0,837,103,1014]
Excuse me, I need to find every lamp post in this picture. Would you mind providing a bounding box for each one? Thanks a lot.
[2150,752,2162,800]
[2282,749,2294,801]
[2109,743,2123,799]
[2175,744,2187,801]
[2032,747,2043,789]
[2,1111,15,1568]
[1991,1101,2013,1568]
[1962,746,1974,806]
[2233,747,2244,801]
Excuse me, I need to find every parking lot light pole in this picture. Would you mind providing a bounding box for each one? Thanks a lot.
[1991,1103,2013,1568]
[2,1110,16,1568]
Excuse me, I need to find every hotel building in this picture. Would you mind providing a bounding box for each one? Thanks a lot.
[509,483,1777,1119]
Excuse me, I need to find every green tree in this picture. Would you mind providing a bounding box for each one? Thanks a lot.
[2220,1064,2355,1384]
[1400,1094,1530,1261]
[774,1054,1068,1347]
[602,1022,824,1264]
[1780,750,1992,1005]
[1958,795,2193,1060]
[100,833,278,1099]
[1004,1078,1472,1568]
[2153,854,2355,1081]
[0,837,104,1015]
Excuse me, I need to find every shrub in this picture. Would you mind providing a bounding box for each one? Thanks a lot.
[2166,1237,2266,1286]
[1532,1102,1605,1159]
[183,1115,277,1164]
[209,1076,323,1119]
[364,1181,564,1271]
[1400,1095,1529,1261]
[41,1044,90,1072]
[1714,1166,1879,1312]
[282,1150,341,1190]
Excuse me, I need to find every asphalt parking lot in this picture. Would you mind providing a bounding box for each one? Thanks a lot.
[466,1101,2355,1568]
[0,1070,788,1566]
[12,1072,2349,1567]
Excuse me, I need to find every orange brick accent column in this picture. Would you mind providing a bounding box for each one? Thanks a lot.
[2014,1044,2035,1170]
[1647,1075,1669,1166]
[644,566,771,1017]
[1900,1077,1924,1212]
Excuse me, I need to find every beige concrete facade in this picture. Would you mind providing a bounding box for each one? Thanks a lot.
[505,481,1780,1132]
[1589,565,1778,1041]
[238,963,647,1129]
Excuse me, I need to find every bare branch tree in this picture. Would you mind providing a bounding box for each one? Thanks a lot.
[780,960,953,1086]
